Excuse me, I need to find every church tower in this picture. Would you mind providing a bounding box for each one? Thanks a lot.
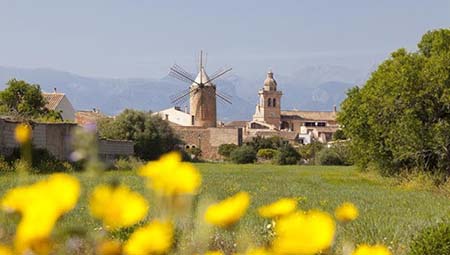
[252,71,282,128]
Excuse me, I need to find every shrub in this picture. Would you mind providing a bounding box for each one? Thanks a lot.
[275,144,300,165]
[186,147,202,161]
[246,136,287,151]
[409,221,450,255]
[317,148,342,165]
[230,145,257,164]
[257,148,278,160]
[298,141,324,164]
[218,144,238,159]
[114,156,144,171]
[317,143,352,166]
[0,156,12,172]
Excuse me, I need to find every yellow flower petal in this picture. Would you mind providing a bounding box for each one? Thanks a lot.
[139,152,201,196]
[89,184,148,229]
[352,244,392,255]
[258,198,297,218]
[14,123,32,144]
[204,251,225,255]
[1,173,80,254]
[124,220,173,255]
[204,192,250,228]
[335,202,359,222]
[272,210,336,255]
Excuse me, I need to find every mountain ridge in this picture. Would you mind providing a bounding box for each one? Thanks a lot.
[0,65,367,121]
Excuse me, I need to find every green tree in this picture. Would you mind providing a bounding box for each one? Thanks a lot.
[97,109,181,160]
[0,79,62,120]
[332,129,347,141]
[338,28,450,175]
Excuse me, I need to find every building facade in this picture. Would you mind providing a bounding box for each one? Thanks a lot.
[249,71,339,144]
[43,90,76,121]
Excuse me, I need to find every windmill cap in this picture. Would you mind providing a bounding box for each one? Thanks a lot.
[194,67,213,86]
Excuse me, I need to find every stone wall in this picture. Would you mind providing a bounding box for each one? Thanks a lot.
[98,139,134,162]
[173,126,242,160]
[0,118,134,162]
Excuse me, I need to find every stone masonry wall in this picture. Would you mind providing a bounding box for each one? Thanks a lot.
[0,118,134,162]
[173,126,242,160]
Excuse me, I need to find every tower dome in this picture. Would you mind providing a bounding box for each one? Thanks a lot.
[263,70,277,91]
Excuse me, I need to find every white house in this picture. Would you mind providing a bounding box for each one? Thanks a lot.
[154,106,194,126]
[42,89,76,121]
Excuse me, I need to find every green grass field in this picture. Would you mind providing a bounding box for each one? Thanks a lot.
[1,164,449,254]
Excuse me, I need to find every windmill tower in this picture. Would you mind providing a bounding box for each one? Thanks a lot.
[169,51,232,127]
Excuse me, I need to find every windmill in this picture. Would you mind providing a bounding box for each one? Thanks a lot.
[168,51,232,127]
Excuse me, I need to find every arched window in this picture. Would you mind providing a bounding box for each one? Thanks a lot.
[268,98,272,107]
[273,98,277,107]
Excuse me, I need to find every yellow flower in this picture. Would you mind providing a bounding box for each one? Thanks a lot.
[335,202,359,222]
[14,123,32,144]
[139,152,201,196]
[124,220,173,255]
[245,247,272,255]
[258,198,297,218]
[1,173,80,254]
[352,244,392,255]
[272,210,336,255]
[96,240,122,255]
[204,251,225,255]
[89,184,148,229]
[204,192,250,228]
[0,244,13,255]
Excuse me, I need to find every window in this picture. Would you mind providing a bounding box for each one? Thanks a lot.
[273,98,277,107]
[268,98,272,107]
[305,122,316,127]
[317,122,326,127]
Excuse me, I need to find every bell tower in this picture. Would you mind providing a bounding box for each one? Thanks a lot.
[252,70,282,128]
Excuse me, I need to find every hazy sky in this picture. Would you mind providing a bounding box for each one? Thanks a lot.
[0,0,449,79]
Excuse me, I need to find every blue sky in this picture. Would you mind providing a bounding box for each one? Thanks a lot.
[0,0,449,78]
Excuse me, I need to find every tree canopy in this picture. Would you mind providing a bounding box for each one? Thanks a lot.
[0,79,62,121]
[338,28,450,175]
[97,109,181,160]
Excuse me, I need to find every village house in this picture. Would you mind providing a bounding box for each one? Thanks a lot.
[42,88,76,121]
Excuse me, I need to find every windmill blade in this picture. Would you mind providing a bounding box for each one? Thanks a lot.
[169,69,194,84]
[172,64,195,81]
[169,88,191,101]
[208,67,227,81]
[216,92,232,104]
[169,65,200,85]
[171,87,199,104]
[217,90,232,101]
[204,68,232,84]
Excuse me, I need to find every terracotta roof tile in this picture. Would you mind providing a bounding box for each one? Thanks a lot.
[42,93,65,110]
[281,110,337,121]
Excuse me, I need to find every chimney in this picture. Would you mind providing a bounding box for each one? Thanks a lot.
[184,105,188,113]
[333,105,337,112]
[53,88,57,94]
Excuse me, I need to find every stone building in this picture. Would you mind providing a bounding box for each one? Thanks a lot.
[43,89,76,121]
[248,71,339,144]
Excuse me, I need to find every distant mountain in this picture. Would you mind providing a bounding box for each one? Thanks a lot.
[0,65,368,121]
